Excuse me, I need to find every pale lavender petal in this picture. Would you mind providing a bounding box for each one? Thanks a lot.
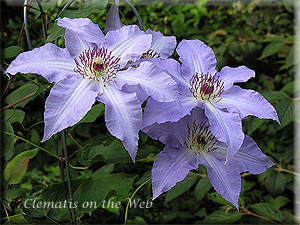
[142,116,189,148]
[105,3,124,33]
[121,84,148,103]
[212,136,274,174]
[204,101,244,162]
[217,66,255,90]
[217,85,280,123]
[176,39,217,81]
[115,62,179,103]
[152,146,198,199]
[57,17,105,57]
[146,29,176,58]
[198,152,241,209]
[103,25,152,68]
[97,84,142,161]
[142,94,197,128]
[42,76,99,142]
[6,43,75,83]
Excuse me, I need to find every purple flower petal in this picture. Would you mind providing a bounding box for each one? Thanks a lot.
[105,3,124,33]
[152,146,198,199]
[198,152,241,209]
[217,85,280,123]
[142,95,197,128]
[204,101,244,162]
[97,84,142,161]
[57,17,105,57]
[177,39,217,81]
[212,136,274,174]
[103,25,152,68]
[146,29,176,58]
[217,66,255,90]
[142,116,189,148]
[6,43,75,83]
[42,76,99,142]
[115,62,179,103]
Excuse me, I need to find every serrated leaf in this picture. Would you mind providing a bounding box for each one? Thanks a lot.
[276,98,295,128]
[5,83,39,108]
[250,203,284,222]
[246,117,265,135]
[259,41,285,60]
[261,91,290,103]
[3,149,39,184]
[165,174,198,202]
[207,192,233,206]
[74,173,136,212]
[1,122,15,157]
[271,196,290,210]
[201,209,242,224]
[194,177,212,201]
[2,46,23,58]
[265,170,286,196]
[262,35,284,43]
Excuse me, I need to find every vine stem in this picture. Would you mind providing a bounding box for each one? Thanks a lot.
[62,130,76,224]
[122,0,144,31]
[124,178,152,225]
[23,0,32,50]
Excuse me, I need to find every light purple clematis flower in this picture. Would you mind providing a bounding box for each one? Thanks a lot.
[6,17,179,161]
[143,108,274,209]
[143,39,280,162]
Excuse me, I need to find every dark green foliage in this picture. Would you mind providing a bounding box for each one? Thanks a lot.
[1,0,297,224]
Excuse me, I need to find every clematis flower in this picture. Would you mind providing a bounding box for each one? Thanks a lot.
[143,108,274,208]
[143,39,279,162]
[5,17,178,161]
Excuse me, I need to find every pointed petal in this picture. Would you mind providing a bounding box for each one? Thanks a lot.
[204,101,244,162]
[146,29,176,58]
[152,146,198,199]
[177,39,217,81]
[116,62,179,103]
[212,136,274,174]
[105,3,124,33]
[143,94,198,128]
[198,152,241,209]
[217,85,280,123]
[97,84,142,161]
[217,66,255,90]
[142,116,189,148]
[42,77,98,142]
[6,43,75,83]
[57,17,105,57]
[103,25,152,68]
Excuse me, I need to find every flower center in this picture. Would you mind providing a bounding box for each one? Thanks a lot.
[74,47,120,84]
[185,121,220,154]
[189,72,224,102]
[141,49,160,59]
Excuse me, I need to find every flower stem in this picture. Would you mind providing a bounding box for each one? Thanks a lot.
[62,130,76,224]
[24,0,32,50]
[124,178,152,225]
[35,0,47,43]
[122,0,144,31]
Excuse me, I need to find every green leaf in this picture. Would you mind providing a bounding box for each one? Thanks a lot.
[31,84,53,101]
[281,81,294,94]
[271,196,290,210]
[3,109,25,124]
[194,177,212,201]
[166,174,198,202]
[5,83,39,108]
[91,164,114,179]
[3,149,39,184]
[74,173,136,212]
[201,209,242,224]
[207,192,233,206]
[82,0,108,10]
[1,122,15,157]
[1,46,23,58]
[262,35,284,43]
[265,170,286,196]
[261,91,290,103]
[246,117,266,135]
[70,103,105,131]
[127,216,148,224]
[46,23,65,43]
[276,98,295,128]
[249,203,284,222]
[259,41,285,60]
[23,198,51,218]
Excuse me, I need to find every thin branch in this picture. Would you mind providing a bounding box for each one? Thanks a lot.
[0,91,36,112]
[24,0,33,50]
[36,0,47,43]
